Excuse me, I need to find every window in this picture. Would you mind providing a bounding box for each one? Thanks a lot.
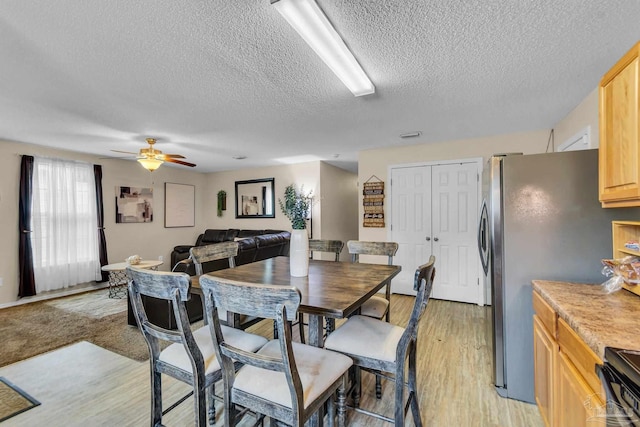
[30,157,100,292]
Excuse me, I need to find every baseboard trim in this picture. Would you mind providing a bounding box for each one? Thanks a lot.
[0,282,109,309]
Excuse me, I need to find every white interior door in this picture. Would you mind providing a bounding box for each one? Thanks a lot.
[390,161,480,304]
[430,163,479,303]
[390,166,432,295]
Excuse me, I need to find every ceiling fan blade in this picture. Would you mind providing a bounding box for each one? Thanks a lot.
[100,156,134,160]
[165,158,196,167]
[155,153,186,160]
[111,149,139,155]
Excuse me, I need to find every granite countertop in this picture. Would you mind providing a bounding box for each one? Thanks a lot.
[532,280,640,360]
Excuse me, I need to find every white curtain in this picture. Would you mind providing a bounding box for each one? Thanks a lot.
[31,157,101,292]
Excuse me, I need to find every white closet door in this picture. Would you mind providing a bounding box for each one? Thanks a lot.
[390,161,480,303]
[390,166,432,295]
[430,163,479,303]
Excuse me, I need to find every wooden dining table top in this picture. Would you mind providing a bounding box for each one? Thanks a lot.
[191,256,401,320]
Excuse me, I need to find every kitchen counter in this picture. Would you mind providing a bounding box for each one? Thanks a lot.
[532,280,640,359]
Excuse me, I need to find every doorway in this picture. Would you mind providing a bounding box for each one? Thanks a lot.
[389,159,482,304]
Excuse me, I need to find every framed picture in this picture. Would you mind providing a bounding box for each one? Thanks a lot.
[116,186,153,223]
[164,182,195,227]
[235,178,275,218]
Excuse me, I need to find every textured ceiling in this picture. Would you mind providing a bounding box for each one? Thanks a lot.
[0,1,639,173]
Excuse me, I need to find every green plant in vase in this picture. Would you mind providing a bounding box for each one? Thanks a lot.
[278,184,312,230]
[279,184,313,277]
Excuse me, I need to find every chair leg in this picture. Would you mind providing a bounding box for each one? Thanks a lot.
[394,361,406,427]
[224,383,236,427]
[352,367,361,408]
[194,379,207,426]
[151,369,163,427]
[208,383,216,425]
[326,387,336,427]
[375,374,382,399]
[325,318,335,335]
[337,374,348,427]
[408,342,422,427]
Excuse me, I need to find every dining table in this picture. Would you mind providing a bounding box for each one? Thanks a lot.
[192,255,401,348]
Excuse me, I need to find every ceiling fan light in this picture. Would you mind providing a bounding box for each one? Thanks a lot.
[271,0,375,97]
[138,157,163,172]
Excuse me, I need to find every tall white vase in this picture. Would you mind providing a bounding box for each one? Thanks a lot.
[289,229,309,277]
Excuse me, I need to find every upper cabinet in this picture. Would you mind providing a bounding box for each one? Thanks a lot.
[599,41,640,207]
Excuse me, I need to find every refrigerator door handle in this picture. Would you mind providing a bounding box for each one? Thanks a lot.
[478,198,489,275]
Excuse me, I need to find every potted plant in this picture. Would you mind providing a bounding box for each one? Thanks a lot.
[217,190,226,217]
[279,184,312,276]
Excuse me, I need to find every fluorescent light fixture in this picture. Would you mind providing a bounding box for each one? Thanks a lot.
[271,0,375,97]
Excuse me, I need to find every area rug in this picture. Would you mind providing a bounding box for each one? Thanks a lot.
[0,376,40,422]
[0,291,155,367]
[44,288,126,319]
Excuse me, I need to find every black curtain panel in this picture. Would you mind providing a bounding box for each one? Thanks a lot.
[94,164,109,282]
[18,155,36,297]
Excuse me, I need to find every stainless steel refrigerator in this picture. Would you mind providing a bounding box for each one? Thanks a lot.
[478,149,640,403]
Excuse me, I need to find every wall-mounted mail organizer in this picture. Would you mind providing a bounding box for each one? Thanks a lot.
[363,176,384,228]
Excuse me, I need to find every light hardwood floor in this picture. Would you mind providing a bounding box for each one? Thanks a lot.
[0,296,542,426]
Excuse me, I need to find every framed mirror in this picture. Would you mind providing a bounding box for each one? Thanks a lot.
[235,178,275,218]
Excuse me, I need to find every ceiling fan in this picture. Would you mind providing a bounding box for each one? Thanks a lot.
[111,138,196,171]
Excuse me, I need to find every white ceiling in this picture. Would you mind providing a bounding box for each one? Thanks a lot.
[1,1,639,173]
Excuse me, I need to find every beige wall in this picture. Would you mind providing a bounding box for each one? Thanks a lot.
[0,140,207,304]
[318,162,359,261]
[203,162,359,258]
[553,88,599,150]
[357,129,551,242]
[202,162,322,232]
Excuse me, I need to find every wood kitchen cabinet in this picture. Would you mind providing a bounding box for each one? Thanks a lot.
[556,351,603,427]
[532,290,605,427]
[599,41,640,207]
[533,315,556,427]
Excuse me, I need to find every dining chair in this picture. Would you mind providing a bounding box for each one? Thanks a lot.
[189,242,262,331]
[295,239,345,343]
[198,274,353,427]
[324,256,435,426]
[309,239,344,261]
[127,266,268,426]
[346,240,399,322]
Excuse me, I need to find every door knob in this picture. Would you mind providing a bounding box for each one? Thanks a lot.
[434,237,439,242]
[426,237,431,241]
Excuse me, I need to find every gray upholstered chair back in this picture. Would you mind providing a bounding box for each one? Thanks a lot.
[309,239,344,261]
[189,241,239,276]
[347,240,398,264]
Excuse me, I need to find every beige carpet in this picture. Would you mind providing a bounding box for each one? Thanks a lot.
[0,290,167,367]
